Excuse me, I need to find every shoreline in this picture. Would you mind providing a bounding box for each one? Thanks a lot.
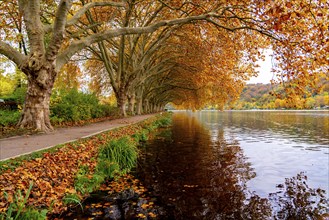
[0,114,156,161]
[0,113,171,219]
[171,109,329,112]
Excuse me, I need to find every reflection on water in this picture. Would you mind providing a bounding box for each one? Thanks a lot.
[269,172,328,219]
[136,111,329,219]
[193,110,329,198]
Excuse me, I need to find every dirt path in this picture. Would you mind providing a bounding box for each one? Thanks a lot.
[0,114,156,161]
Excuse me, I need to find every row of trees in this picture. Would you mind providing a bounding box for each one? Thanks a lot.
[232,92,329,110]
[230,82,329,110]
[0,0,328,132]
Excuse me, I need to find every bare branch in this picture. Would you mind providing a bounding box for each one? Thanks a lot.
[56,12,280,71]
[56,13,207,70]
[46,0,72,61]
[0,40,27,67]
[18,0,45,55]
[205,18,281,41]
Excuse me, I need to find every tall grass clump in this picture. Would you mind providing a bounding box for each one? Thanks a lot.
[73,114,172,195]
[132,129,149,143]
[154,115,172,127]
[143,113,172,132]
[74,137,138,194]
[99,137,138,174]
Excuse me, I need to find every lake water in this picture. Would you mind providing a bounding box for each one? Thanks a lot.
[136,110,329,219]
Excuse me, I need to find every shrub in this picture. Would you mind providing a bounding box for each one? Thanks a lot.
[10,87,27,105]
[0,110,20,127]
[1,86,27,106]
[50,89,117,122]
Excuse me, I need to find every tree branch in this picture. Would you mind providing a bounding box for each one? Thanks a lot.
[44,1,126,33]
[56,14,205,70]
[205,18,281,41]
[56,12,280,71]
[18,0,45,55]
[0,40,27,67]
[46,0,72,61]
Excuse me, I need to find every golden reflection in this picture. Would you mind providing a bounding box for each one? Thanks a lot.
[136,112,328,219]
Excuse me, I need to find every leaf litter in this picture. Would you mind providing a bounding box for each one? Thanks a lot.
[0,121,152,215]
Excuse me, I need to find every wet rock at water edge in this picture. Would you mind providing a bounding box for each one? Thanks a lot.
[103,205,122,219]
[117,188,139,201]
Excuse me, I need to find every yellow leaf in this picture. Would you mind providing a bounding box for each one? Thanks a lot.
[137,213,146,218]
[149,212,157,218]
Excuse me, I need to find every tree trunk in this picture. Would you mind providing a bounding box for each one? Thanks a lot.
[17,70,54,132]
[148,103,153,113]
[117,92,127,117]
[155,104,160,112]
[144,99,149,113]
[127,94,136,115]
[136,97,143,115]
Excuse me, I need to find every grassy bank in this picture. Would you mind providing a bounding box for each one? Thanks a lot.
[0,113,172,220]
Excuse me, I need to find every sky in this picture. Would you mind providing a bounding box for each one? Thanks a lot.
[247,50,275,84]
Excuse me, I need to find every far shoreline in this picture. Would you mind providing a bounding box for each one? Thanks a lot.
[170,109,329,112]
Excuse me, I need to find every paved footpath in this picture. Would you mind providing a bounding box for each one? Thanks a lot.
[0,114,156,161]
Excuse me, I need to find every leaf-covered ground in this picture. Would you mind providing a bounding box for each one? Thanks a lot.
[0,119,154,215]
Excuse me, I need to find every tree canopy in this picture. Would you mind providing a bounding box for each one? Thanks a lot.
[0,0,328,131]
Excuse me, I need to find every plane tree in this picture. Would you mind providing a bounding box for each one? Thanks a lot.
[0,0,327,132]
[143,22,262,110]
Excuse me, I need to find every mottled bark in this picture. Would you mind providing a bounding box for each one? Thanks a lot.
[144,99,149,113]
[116,91,127,117]
[150,103,155,113]
[17,68,55,132]
[13,0,70,132]
[155,104,160,112]
[127,94,136,115]
[136,97,143,115]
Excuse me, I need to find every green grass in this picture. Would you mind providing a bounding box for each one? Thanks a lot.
[74,172,105,195]
[132,129,149,142]
[153,115,172,128]
[0,182,47,220]
[99,137,138,174]
[96,160,119,178]
[74,137,139,194]
[62,193,83,211]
